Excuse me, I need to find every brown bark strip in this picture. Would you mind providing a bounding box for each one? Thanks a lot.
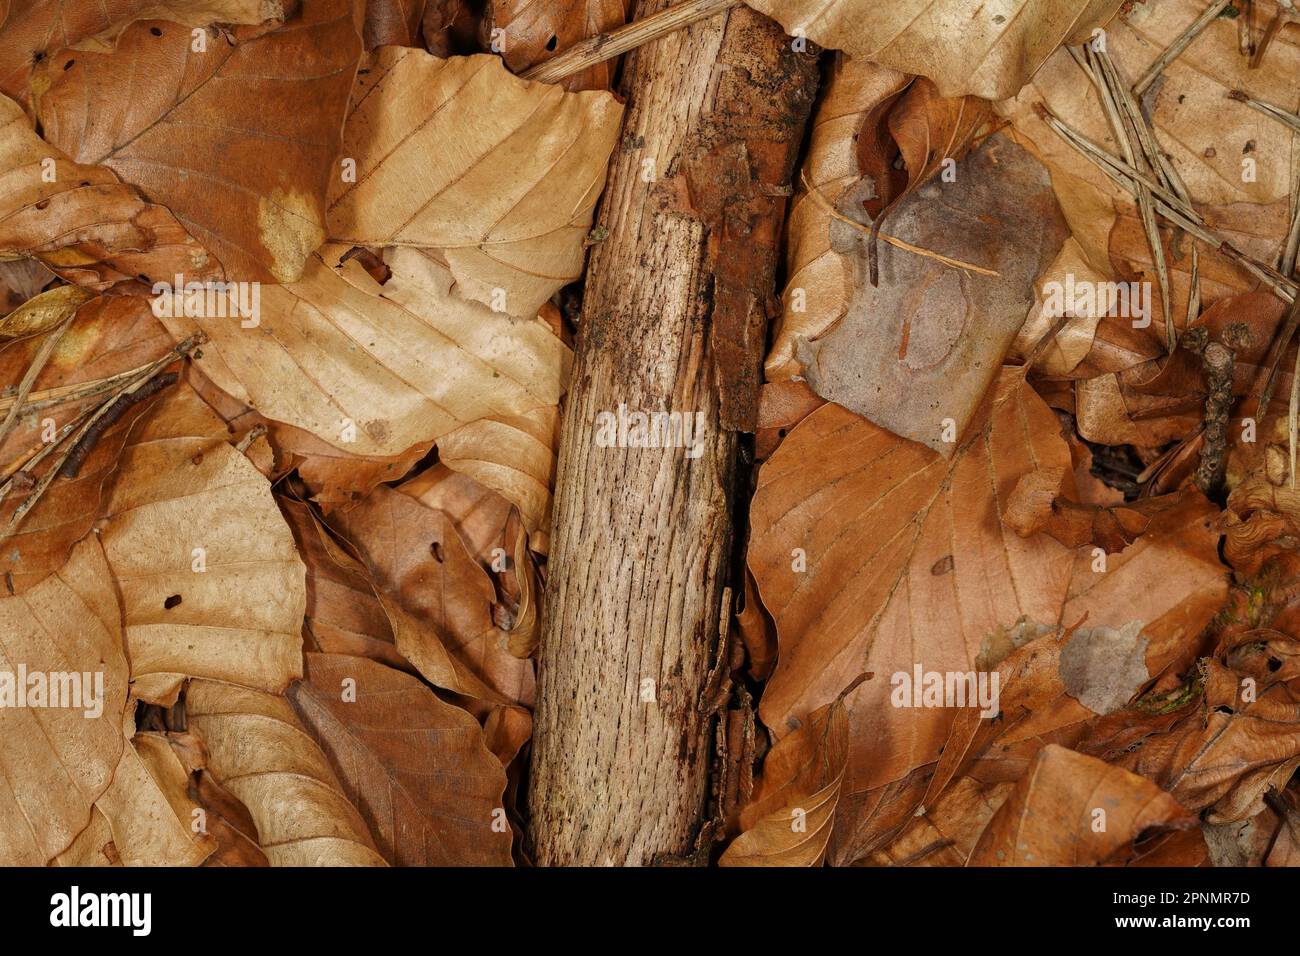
[526,4,816,866]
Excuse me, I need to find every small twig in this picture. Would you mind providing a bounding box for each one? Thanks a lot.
[1041,108,1298,304]
[59,372,178,479]
[799,171,1001,277]
[1133,0,1234,96]
[520,0,742,84]
[1228,89,1300,133]
[0,334,203,547]
[1249,3,1299,69]
[1190,336,1235,496]
[0,312,75,452]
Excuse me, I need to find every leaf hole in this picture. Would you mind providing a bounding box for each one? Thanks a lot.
[431,541,445,563]
[150,27,163,37]
[164,594,182,609]
[546,35,558,51]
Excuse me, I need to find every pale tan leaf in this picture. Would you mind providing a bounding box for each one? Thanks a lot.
[742,0,1123,99]
[186,678,387,866]
[0,536,128,865]
[326,47,623,317]
[98,385,306,703]
[159,245,570,459]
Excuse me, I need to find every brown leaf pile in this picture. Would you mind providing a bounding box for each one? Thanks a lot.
[1,0,1298,870]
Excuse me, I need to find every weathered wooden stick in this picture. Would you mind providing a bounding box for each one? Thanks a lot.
[526,3,816,866]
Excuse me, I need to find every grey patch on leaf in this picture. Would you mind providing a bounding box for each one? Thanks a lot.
[1058,621,1149,715]
[795,135,1069,456]
[976,616,1060,671]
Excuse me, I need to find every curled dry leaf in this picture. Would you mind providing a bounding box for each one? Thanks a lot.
[967,744,1196,866]
[288,652,514,866]
[329,484,535,707]
[0,536,128,865]
[0,93,218,290]
[741,0,1123,100]
[0,0,284,101]
[720,695,848,867]
[436,403,560,551]
[32,0,363,283]
[159,245,569,462]
[98,384,306,704]
[326,47,623,317]
[186,678,387,866]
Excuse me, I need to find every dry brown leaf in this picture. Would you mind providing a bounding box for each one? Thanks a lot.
[0,536,128,865]
[0,0,283,102]
[186,678,387,866]
[741,0,1123,100]
[31,0,363,283]
[490,0,629,91]
[280,497,409,671]
[159,245,569,462]
[0,93,219,290]
[967,744,1196,865]
[98,384,305,704]
[288,652,514,865]
[326,47,622,317]
[329,484,534,707]
[720,695,848,867]
[749,371,1226,863]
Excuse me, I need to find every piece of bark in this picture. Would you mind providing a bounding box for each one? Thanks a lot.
[526,3,816,866]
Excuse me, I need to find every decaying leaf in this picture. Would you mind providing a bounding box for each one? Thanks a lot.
[31,0,363,282]
[796,135,1070,455]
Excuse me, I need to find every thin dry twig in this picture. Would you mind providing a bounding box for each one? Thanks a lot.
[0,334,204,547]
[1133,0,1235,96]
[799,171,1001,277]
[520,0,742,84]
